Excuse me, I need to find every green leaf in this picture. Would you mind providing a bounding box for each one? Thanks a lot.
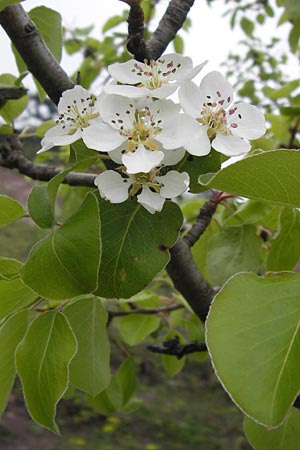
[118,314,160,346]
[176,150,221,193]
[0,0,22,12]
[0,74,28,123]
[161,332,186,377]
[96,197,182,298]
[240,17,254,37]
[102,13,126,33]
[63,297,110,397]
[16,311,77,432]
[282,0,300,20]
[28,185,55,229]
[263,80,299,100]
[206,272,300,427]
[0,195,24,227]
[20,193,101,300]
[206,225,262,286]
[280,106,300,116]
[244,408,300,450]
[225,200,273,226]
[88,358,139,414]
[0,257,22,280]
[0,310,29,418]
[267,208,300,270]
[201,150,300,208]
[173,35,184,53]
[0,277,37,320]
[289,22,300,53]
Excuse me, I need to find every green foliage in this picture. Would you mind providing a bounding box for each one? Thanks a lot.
[202,150,300,208]
[0,0,21,11]
[0,256,22,279]
[0,74,28,123]
[0,277,37,319]
[63,297,110,397]
[118,314,161,346]
[0,195,24,227]
[96,197,183,298]
[206,272,300,427]
[21,193,101,300]
[16,311,77,432]
[244,408,300,450]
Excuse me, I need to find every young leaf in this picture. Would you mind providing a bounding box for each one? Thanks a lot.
[21,192,101,300]
[0,310,29,418]
[63,297,110,397]
[0,195,24,227]
[201,150,300,208]
[0,257,22,280]
[16,311,77,432]
[118,314,161,346]
[206,272,300,427]
[244,408,300,450]
[96,197,183,298]
[267,208,300,271]
[0,277,37,320]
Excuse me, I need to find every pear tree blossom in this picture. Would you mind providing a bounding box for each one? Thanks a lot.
[96,94,202,173]
[104,54,207,99]
[179,71,266,157]
[37,85,109,153]
[94,168,190,214]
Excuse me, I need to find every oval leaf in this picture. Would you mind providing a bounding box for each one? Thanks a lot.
[118,314,161,346]
[0,310,29,418]
[206,272,300,427]
[0,195,24,227]
[63,297,110,397]
[20,193,101,300]
[202,150,300,208]
[0,277,37,320]
[96,197,183,298]
[0,257,22,280]
[16,311,77,432]
[244,408,300,450]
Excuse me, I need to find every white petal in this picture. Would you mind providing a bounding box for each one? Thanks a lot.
[137,186,165,214]
[94,170,130,203]
[161,147,186,166]
[228,103,266,139]
[158,54,193,81]
[122,146,164,174]
[157,171,189,198]
[103,83,177,99]
[82,123,125,151]
[179,81,203,118]
[158,114,205,151]
[58,85,90,113]
[37,126,82,153]
[107,144,125,164]
[185,125,211,156]
[108,59,146,84]
[148,98,181,125]
[212,134,251,156]
[183,60,208,81]
[199,71,234,108]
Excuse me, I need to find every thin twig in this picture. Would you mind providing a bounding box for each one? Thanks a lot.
[148,336,207,359]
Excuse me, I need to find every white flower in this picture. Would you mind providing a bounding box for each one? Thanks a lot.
[179,71,266,157]
[94,169,190,214]
[104,54,207,99]
[96,94,197,173]
[37,85,112,153]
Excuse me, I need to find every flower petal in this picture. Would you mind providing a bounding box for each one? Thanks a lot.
[157,171,189,198]
[158,114,208,154]
[212,134,251,156]
[179,81,203,118]
[103,83,177,99]
[58,85,91,114]
[122,146,164,174]
[158,54,193,81]
[108,59,146,84]
[82,123,125,151]
[37,126,82,153]
[161,147,186,166]
[94,170,130,203]
[183,60,208,81]
[199,71,234,108]
[228,103,266,140]
[184,125,211,156]
[137,186,165,214]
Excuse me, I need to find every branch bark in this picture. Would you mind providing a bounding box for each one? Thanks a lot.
[0,4,73,105]
[122,0,195,61]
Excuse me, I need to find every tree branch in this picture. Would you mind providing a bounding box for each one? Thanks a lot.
[183,199,218,248]
[148,336,207,359]
[0,4,73,105]
[0,135,96,187]
[121,0,195,61]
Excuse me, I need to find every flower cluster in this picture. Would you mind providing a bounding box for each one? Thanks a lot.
[38,54,266,213]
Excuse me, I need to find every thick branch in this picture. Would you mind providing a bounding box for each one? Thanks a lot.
[122,0,195,61]
[183,200,217,248]
[0,4,73,105]
[0,137,96,187]
[166,239,215,322]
